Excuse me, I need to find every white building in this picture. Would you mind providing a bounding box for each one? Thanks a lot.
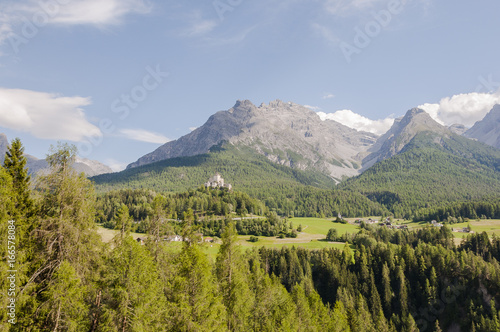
[205,172,232,190]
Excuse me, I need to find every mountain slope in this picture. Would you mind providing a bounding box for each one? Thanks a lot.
[465,104,500,149]
[343,121,500,217]
[94,142,337,193]
[362,108,451,169]
[127,100,377,180]
[92,143,387,217]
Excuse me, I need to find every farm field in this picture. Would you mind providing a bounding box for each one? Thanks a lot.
[96,218,500,258]
[449,219,500,238]
[96,217,358,258]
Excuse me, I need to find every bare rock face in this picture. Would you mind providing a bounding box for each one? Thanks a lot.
[465,105,500,150]
[449,124,468,136]
[127,100,378,180]
[362,108,452,170]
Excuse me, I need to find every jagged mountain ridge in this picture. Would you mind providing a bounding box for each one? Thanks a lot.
[127,100,378,180]
[362,108,452,170]
[0,133,112,177]
[465,104,500,150]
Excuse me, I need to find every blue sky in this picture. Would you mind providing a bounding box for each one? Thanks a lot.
[0,0,499,170]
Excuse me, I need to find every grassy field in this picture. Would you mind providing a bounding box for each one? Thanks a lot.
[96,218,500,260]
[449,220,500,238]
[96,226,145,243]
[96,217,357,259]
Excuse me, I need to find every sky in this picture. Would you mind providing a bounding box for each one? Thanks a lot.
[0,0,499,171]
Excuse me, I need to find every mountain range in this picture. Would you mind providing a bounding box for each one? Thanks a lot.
[126,99,500,177]
[3,99,500,213]
[127,100,377,181]
[0,133,112,177]
[91,100,500,218]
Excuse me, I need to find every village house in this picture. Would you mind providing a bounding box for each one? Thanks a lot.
[164,235,183,242]
[431,220,444,227]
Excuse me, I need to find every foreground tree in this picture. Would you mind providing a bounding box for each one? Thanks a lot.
[16,143,102,330]
[215,223,254,331]
[3,138,33,220]
[0,167,14,329]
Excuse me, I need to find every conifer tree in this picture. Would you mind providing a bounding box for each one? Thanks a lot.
[99,236,168,330]
[215,222,253,331]
[169,240,226,331]
[114,204,132,239]
[18,143,102,330]
[3,138,33,220]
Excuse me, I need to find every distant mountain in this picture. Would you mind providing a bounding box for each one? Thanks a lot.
[342,109,500,215]
[362,108,451,169]
[448,124,468,135]
[464,104,500,149]
[0,133,112,177]
[127,100,378,181]
[0,134,8,158]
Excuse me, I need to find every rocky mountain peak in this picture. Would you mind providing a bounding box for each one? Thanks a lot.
[362,108,450,169]
[449,124,468,135]
[126,100,378,180]
[464,104,500,149]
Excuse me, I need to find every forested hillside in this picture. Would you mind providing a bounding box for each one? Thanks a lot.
[92,143,337,192]
[341,132,500,219]
[2,141,500,331]
[92,143,386,218]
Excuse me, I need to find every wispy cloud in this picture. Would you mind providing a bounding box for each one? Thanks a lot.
[104,158,128,172]
[324,0,429,16]
[324,0,385,16]
[185,19,218,36]
[119,128,170,144]
[189,126,198,131]
[317,109,394,135]
[181,10,219,37]
[0,88,101,141]
[304,105,321,111]
[322,93,335,99]
[419,90,500,127]
[0,0,152,45]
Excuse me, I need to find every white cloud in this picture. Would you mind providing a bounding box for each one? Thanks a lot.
[119,128,169,144]
[185,19,217,36]
[104,158,128,172]
[304,105,321,111]
[48,0,152,26]
[419,91,500,127]
[325,0,386,15]
[317,109,394,135]
[0,0,151,44]
[0,88,101,141]
[189,126,198,132]
[322,93,335,99]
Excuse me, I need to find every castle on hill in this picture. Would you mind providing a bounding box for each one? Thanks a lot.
[205,172,232,191]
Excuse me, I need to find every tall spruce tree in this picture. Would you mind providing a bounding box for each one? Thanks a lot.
[16,143,102,330]
[3,138,33,220]
[215,222,254,331]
